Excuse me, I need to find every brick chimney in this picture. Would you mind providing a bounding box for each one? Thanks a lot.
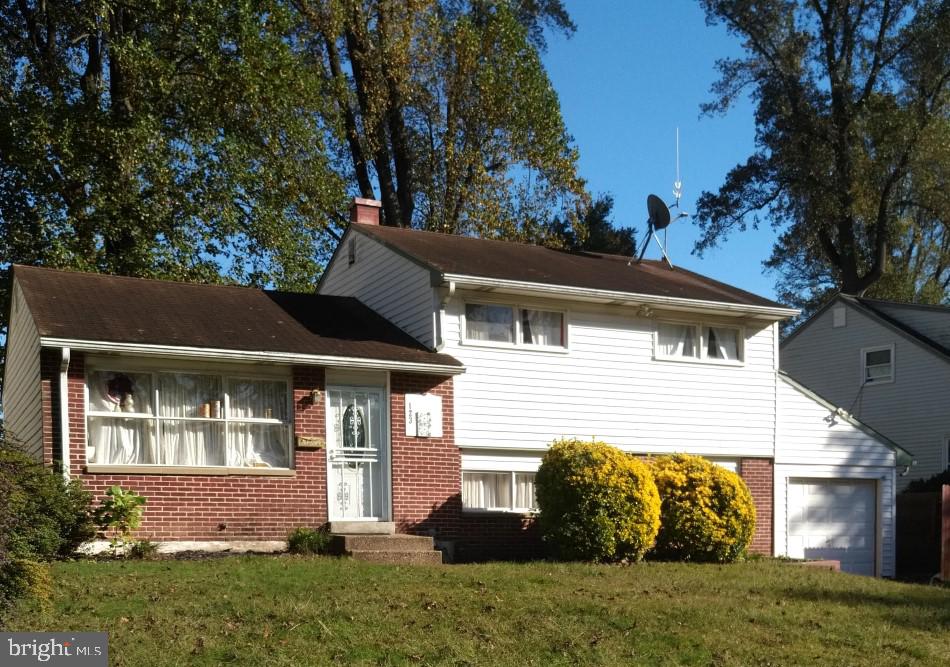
[350,197,382,225]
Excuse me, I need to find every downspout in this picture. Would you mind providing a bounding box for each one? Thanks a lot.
[434,280,456,351]
[59,347,71,481]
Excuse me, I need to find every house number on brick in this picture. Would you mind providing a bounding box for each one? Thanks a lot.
[405,394,443,438]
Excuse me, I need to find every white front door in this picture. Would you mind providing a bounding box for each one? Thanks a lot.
[787,479,877,575]
[326,386,389,521]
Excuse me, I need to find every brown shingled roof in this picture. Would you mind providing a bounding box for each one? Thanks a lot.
[352,224,788,310]
[13,265,461,368]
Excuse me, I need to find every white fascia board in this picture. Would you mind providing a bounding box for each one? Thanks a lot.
[440,273,800,321]
[39,337,465,376]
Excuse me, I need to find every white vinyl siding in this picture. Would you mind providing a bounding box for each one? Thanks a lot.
[447,294,778,457]
[319,230,436,348]
[1,280,44,460]
[782,299,950,489]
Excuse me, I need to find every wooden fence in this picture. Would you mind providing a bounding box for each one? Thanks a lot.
[896,486,948,582]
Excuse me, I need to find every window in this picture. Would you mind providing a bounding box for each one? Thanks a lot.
[862,346,893,384]
[462,471,537,512]
[86,367,291,470]
[464,303,565,348]
[465,304,515,343]
[656,321,743,363]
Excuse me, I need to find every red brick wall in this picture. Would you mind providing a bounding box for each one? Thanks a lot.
[45,356,332,540]
[389,373,461,536]
[740,458,774,555]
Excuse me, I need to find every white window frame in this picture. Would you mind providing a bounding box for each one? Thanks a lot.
[861,344,895,385]
[460,301,568,352]
[84,357,294,473]
[653,319,745,365]
[461,470,538,514]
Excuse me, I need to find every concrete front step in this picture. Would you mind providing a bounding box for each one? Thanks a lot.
[330,534,435,554]
[349,549,443,565]
[328,521,395,535]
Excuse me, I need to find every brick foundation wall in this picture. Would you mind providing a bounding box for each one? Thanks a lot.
[740,458,774,555]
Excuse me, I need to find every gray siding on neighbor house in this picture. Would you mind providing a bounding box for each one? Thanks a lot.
[2,279,45,460]
[782,299,950,489]
[319,229,436,348]
[870,302,950,350]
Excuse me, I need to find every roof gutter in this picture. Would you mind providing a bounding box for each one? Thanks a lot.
[440,273,800,320]
[39,338,465,376]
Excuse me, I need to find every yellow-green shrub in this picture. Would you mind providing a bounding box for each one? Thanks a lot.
[535,439,660,562]
[650,454,756,563]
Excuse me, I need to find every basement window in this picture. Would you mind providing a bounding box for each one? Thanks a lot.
[462,471,537,512]
[862,346,894,384]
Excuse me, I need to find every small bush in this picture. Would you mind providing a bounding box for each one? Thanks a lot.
[287,527,331,555]
[0,559,52,619]
[0,443,94,561]
[535,439,661,562]
[650,454,756,563]
[129,539,159,560]
[93,486,147,555]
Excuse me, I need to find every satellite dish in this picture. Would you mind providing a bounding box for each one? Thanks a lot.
[647,194,672,230]
[632,193,680,269]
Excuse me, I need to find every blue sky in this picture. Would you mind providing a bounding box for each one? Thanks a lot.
[542,0,781,299]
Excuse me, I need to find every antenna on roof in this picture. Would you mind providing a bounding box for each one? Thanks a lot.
[629,128,689,270]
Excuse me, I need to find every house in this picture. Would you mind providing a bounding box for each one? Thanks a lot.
[0,199,912,574]
[782,294,949,490]
[316,199,911,575]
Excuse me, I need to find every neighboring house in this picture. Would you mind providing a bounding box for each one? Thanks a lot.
[0,199,912,574]
[316,200,911,575]
[782,294,950,490]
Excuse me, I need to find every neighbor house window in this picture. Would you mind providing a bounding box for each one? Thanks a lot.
[464,303,565,348]
[462,471,537,512]
[86,367,291,469]
[656,321,743,363]
[862,346,893,384]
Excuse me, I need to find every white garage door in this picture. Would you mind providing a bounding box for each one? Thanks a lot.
[787,479,877,576]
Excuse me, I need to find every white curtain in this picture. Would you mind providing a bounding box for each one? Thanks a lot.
[707,327,739,361]
[462,472,511,509]
[230,379,287,420]
[87,371,157,465]
[88,417,157,465]
[514,473,537,509]
[228,423,289,468]
[521,310,562,346]
[465,304,514,342]
[159,374,223,466]
[658,323,697,358]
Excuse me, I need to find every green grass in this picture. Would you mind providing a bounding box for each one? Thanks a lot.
[7,556,950,666]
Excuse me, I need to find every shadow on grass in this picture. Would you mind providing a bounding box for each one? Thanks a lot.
[781,583,950,632]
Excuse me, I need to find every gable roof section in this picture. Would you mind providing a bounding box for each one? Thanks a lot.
[782,293,950,363]
[778,371,915,467]
[12,265,462,372]
[349,224,796,318]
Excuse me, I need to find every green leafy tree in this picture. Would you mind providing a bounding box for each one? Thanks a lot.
[0,0,349,391]
[549,194,638,255]
[292,0,587,239]
[694,0,950,314]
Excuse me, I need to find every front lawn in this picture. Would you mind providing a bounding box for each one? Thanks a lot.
[7,557,949,665]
